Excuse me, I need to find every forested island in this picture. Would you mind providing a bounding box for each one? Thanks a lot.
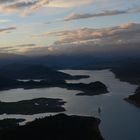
[0,114,104,140]
[0,98,66,115]
[0,64,108,96]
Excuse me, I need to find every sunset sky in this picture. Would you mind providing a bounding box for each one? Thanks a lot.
[0,0,140,55]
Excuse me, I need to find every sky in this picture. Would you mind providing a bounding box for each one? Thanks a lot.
[0,0,140,56]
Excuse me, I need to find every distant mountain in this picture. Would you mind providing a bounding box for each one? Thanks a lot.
[0,52,140,69]
[0,53,106,69]
[0,64,87,80]
[30,55,108,69]
[0,76,18,89]
[0,53,123,69]
[0,53,28,67]
[0,53,24,59]
[0,64,70,80]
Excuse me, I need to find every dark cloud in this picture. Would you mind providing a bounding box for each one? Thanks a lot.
[64,10,127,21]
[64,7,140,21]
[15,44,36,47]
[0,0,16,4]
[4,1,38,9]
[0,26,16,33]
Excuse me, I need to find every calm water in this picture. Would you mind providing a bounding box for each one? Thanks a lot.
[0,69,140,140]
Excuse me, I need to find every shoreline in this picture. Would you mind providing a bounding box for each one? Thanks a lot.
[111,68,140,107]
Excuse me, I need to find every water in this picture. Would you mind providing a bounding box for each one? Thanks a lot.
[0,69,140,140]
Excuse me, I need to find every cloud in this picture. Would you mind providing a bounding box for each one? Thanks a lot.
[0,43,36,53]
[64,10,127,21]
[14,43,36,48]
[0,19,11,23]
[0,26,16,33]
[25,23,140,56]
[44,23,140,45]
[0,0,49,16]
[47,0,93,8]
[0,0,17,4]
[44,7,140,24]
[23,0,49,16]
[0,46,13,51]
[64,7,140,21]
[0,0,92,16]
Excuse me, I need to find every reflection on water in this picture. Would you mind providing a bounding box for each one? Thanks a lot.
[0,69,140,140]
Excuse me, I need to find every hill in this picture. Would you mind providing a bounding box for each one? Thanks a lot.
[0,64,88,80]
[0,53,28,67]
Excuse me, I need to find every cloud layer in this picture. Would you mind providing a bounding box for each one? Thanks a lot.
[45,23,140,45]
[0,0,93,16]
[24,23,140,56]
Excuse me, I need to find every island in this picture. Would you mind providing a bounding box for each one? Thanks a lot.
[75,82,108,96]
[0,113,104,140]
[0,98,66,115]
[0,76,108,96]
